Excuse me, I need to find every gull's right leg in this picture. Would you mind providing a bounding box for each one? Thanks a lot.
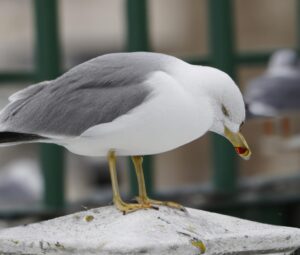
[131,155,186,211]
[132,156,186,211]
[107,150,152,214]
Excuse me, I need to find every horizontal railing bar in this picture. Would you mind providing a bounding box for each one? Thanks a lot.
[184,56,210,65]
[186,49,283,66]
[0,72,35,83]
[236,51,273,65]
[0,50,283,84]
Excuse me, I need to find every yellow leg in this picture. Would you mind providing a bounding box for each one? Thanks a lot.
[107,151,152,214]
[131,156,186,211]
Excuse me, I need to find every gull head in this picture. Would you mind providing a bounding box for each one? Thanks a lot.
[201,67,251,160]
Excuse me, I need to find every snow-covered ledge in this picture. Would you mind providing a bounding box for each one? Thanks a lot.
[0,206,299,255]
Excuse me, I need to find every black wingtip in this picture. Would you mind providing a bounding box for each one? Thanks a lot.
[0,131,45,144]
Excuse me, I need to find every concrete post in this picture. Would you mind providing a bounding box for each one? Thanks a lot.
[0,206,299,254]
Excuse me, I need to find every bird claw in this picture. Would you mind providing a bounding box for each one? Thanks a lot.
[114,198,153,215]
[114,197,185,214]
[135,196,186,212]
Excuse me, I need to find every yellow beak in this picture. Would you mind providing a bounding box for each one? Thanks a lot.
[224,126,251,160]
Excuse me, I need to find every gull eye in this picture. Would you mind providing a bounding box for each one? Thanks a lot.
[222,105,229,117]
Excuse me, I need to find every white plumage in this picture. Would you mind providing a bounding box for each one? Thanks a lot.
[0,52,251,213]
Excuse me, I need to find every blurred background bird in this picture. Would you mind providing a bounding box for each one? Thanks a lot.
[245,49,300,117]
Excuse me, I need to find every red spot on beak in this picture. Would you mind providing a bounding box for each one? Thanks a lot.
[235,147,248,155]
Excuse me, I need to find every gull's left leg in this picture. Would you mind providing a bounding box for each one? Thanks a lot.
[108,151,152,214]
[131,155,186,211]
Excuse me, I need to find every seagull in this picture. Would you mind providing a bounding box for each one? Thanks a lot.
[245,49,300,117]
[0,52,251,213]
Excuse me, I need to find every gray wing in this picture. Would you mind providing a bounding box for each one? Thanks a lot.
[0,52,169,136]
[245,75,300,111]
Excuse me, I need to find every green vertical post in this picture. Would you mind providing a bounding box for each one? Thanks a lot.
[208,0,237,194]
[126,0,153,197]
[126,0,150,52]
[34,0,65,209]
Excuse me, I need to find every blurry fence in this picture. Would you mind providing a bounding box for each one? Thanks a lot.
[0,0,299,224]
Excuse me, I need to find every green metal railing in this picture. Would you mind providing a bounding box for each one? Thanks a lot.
[0,0,298,215]
[126,0,153,197]
[0,0,65,212]
[125,0,281,197]
[208,0,237,194]
[34,0,65,209]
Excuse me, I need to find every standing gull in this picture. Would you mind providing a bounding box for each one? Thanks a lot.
[0,52,251,213]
